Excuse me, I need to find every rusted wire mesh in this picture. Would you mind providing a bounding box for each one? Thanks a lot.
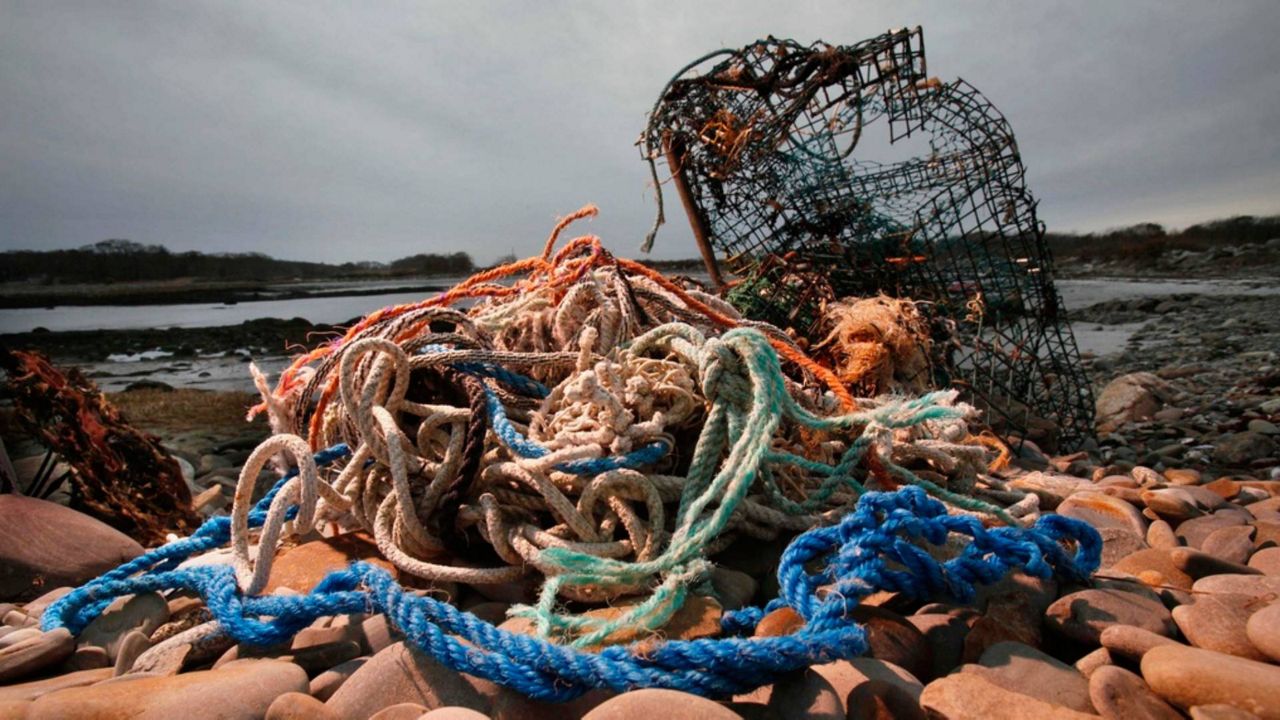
[641,27,1095,452]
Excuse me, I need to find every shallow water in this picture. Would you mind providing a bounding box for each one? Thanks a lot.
[8,275,1277,392]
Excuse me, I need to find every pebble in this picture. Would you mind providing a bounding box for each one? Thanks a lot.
[762,667,844,720]
[906,613,970,679]
[1099,624,1180,662]
[1058,491,1148,537]
[846,678,927,720]
[309,656,368,701]
[264,533,404,595]
[266,691,340,720]
[465,676,613,720]
[1073,647,1111,678]
[1146,520,1180,549]
[324,641,486,718]
[1143,488,1207,523]
[793,657,923,716]
[1143,644,1280,719]
[63,645,110,671]
[753,607,804,637]
[1201,525,1258,565]
[1176,514,1250,549]
[1110,548,1192,589]
[962,595,1041,662]
[1245,603,1280,662]
[919,672,1098,720]
[962,641,1094,713]
[710,568,757,610]
[1190,705,1264,720]
[111,630,151,675]
[583,688,742,720]
[0,667,112,703]
[1191,573,1280,602]
[0,628,75,682]
[1097,528,1148,568]
[79,592,170,661]
[1172,594,1270,661]
[1171,547,1262,579]
[848,606,931,681]
[1088,665,1182,720]
[1045,587,1175,645]
[0,495,144,602]
[27,659,309,719]
[1164,468,1203,485]
[1248,547,1280,575]
[419,709,491,720]
[369,703,431,720]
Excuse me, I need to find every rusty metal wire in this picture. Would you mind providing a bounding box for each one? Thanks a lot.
[641,27,1095,452]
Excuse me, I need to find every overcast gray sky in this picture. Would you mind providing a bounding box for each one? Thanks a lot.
[2,1,1278,264]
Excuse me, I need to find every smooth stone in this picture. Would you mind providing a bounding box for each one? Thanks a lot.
[361,613,401,654]
[845,678,927,720]
[1171,548,1263,579]
[962,595,1041,662]
[1088,665,1182,720]
[1059,491,1148,537]
[1008,471,1091,509]
[1142,644,1280,719]
[466,675,612,720]
[79,592,169,661]
[420,709,491,720]
[3,612,37,629]
[1190,705,1263,720]
[764,667,844,720]
[1045,588,1175,645]
[28,659,309,720]
[1099,625,1180,662]
[112,630,151,675]
[1202,526,1258,565]
[0,628,75,682]
[0,667,112,702]
[1177,513,1246,549]
[1191,574,1280,602]
[1110,549,1192,589]
[919,672,1099,720]
[963,641,1094,713]
[62,645,110,671]
[19,588,72,620]
[0,495,143,602]
[1245,603,1280,662]
[309,656,368,701]
[583,688,742,720]
[369,703,431,720]
[1144,488,1208,523]
[1173,594,1269,661]
[1073,647,1112,678]
[1098,528,1148,569]
[0,629,41,649]
[218,639,362,676]
[849,606,931,682]
[1248,547,1280,575]
[803,657,923,713]
[753,607,804,637]
[578,595,723,646]
[325,641,486,718]
[711,567,757,611]
[1164,468,1203,486]
[906,613,969,679]
[266,691,341,720]
[265,532,404,594]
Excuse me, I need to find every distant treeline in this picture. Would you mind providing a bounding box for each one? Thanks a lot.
[1046,215,1280,261]
[0,240,475,284]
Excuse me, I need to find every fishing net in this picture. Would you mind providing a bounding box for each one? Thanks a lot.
[641,27,1095,452]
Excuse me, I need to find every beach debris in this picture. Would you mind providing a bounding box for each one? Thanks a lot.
[24,213,1103,706]
[0,349,198,545]
[641,27,1096,452]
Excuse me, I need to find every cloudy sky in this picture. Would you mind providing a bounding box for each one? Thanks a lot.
[2,1,1278,264]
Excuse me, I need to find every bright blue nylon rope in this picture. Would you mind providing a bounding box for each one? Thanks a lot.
[42,482,1100,702]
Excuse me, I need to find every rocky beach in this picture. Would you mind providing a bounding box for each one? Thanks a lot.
[0,256,1277,719]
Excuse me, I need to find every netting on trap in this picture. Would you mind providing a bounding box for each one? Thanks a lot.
[641,27,1095,452]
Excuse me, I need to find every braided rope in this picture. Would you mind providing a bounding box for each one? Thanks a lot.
[43,483,1099,701]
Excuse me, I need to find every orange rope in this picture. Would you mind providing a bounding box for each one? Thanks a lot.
[255,210,857,444]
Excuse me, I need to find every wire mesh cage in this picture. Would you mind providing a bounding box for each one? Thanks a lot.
[642,27,1095,452]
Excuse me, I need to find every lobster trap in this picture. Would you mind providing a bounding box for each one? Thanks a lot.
[642,27,1095,452]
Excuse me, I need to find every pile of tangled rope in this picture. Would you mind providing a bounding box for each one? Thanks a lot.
[42,207,1101,700]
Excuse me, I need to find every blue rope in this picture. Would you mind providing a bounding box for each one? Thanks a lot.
[42,482,1099,702]
[416,344,669,475]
